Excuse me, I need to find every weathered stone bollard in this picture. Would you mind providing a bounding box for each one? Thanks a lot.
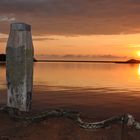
[6,23,34,112]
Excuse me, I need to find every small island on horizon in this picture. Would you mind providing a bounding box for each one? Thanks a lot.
[0,54,140,64]
[115,59,140,64]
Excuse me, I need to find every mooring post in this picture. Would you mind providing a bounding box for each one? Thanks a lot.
[6,23,34,112]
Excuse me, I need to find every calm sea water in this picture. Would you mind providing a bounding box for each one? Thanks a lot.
[34,62,140,92]
[0,62,140,118]
[0,62,140,92]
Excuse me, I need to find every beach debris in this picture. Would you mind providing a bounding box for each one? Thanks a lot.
[6,23,34,112]
[0,106,140,130]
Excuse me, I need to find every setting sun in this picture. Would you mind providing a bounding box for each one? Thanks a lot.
[137,51,140,57]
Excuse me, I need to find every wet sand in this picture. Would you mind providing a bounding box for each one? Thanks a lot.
[0,87,140,139]
[0,112,140,140]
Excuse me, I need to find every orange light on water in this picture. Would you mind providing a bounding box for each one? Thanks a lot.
[138,64,140,77]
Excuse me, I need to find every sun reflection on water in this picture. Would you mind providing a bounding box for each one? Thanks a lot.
[138,64,140,77]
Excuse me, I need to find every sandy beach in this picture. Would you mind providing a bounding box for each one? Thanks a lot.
[0,87,140,140]
[0,112,140,140]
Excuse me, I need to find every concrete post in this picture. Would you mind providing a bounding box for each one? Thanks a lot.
[6,23,34,112]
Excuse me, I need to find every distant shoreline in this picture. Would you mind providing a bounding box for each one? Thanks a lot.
[0,53,140,64]
[1,59,140,64]
[37,60,115,63]
[36,59,140,64]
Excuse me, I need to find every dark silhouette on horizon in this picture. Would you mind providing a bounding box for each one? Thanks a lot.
[0,54,6,61]
[115,59,140,64]
[0,54,37,62]
[1,54,140,64]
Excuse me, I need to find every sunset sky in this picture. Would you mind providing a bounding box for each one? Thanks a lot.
[1,0,140,60]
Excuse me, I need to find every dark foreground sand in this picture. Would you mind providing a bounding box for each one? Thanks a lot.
[0,113,140,140]
[0,87,140,140]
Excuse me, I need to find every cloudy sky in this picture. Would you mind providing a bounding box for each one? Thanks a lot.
[1,0,140,60]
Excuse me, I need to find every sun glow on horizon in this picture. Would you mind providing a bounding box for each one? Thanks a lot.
[137,51,140,57]
[1,34,140,60]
